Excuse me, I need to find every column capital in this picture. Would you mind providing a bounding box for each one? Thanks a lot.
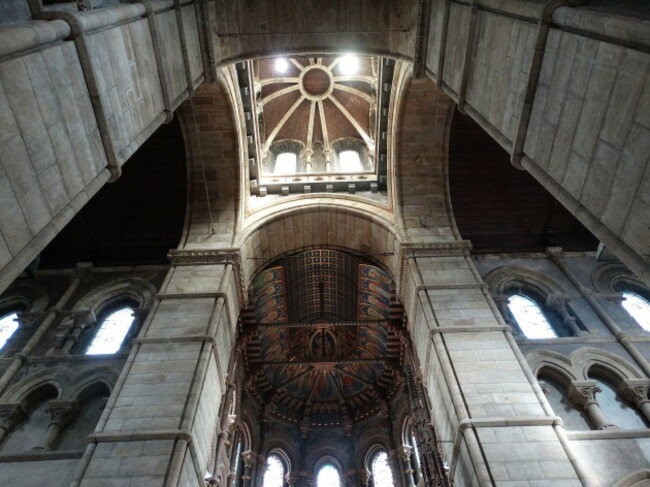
[568,381,601,407]
[241,450,257,468]
[397,445,413,462]
[46,400,79,427]
[621,380,650,407]
[0,403,25,431]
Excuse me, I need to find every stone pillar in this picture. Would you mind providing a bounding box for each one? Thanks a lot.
[69,251,243,487]
[36,401,78,451]
[546,295,584,336]
[398,446,416,487]
[0,404,25,445]
[622,382,650,425]
[402,247,589,486]
[60,310,97,354]
[241,450,257,487]
[568,382,613,430]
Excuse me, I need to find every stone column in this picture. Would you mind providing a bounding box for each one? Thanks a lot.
[357,469,371,487]
[241,450,257,487]
[546,295,584,336]
[0,404,25,445]
[568,382,613,430]
[622,382,650,424]
[37,401,78,451]
[60,310,97,354]
[398,446,416,487]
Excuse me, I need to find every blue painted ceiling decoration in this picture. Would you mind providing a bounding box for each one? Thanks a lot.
[244,249,403,428]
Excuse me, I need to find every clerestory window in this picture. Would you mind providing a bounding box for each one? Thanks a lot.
[0,311,19,351]
[370,451,395,487]
[507,294,558,339]
[620,291,650,332]
[86,306,135,355]
[316,463,341,487]
[338,150,362,172]
[263,454,285,487]
[275,152,297,174]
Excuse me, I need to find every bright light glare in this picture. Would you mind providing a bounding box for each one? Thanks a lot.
[317,465,341,487]
[275,152,297,174]
[339,150,362,172]
[621,292,650,331]
[371,452,395,487]
[275,58,290,74]
[263,456,284,487]
[338,55,359,75]
[86,307,135,355]
[0,313,19,351]
[507,294,557,339]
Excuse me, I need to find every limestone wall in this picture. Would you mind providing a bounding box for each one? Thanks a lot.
[425,0,650,284]
[0,0,204,295]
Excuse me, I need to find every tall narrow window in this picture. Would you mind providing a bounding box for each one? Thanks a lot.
[0,312,19,351]
[316,464,341,487]
[621,292,650,331]
[371,451,395,487]
[86,307,135,355]
[507,294,557,339]
[410,430,422,482]
[275,152,297,174]
[338,150,362,172]
[263,455,285,487]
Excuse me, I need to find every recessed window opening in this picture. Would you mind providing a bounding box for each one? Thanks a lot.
[263,455,285,487]
[275,152,297,174]
[0,312,19,351]
[316,464,341,487]
[371,451,395,487]
[339,150,362,172]
[86,307,135,355]
[621,292,650,331]
[507,294,557,339]
[410,430,422,478]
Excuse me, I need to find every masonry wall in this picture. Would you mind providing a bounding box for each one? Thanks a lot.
[425,0,650,284]
[0,0,203,294]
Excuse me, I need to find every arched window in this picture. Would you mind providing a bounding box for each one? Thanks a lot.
[590,378,648,430]
[620,292,650,331]
[263,454,285,487]
[316,463,341,487]
[0,311,20,351]
[507,294,557,339]
[86,306,135,355]
[370,451,395,487]
[338,150,362,172]
[538,374,591,430]
[275,152,297,174]
[409,428,423,482]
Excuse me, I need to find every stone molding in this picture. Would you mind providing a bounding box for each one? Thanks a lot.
[168,249,246,305]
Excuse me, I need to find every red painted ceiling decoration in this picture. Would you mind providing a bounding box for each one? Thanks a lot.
[244,249,403,428]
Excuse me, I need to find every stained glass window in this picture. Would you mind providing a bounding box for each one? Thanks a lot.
[263,455,285,487]
[621,292,650,331]
[0,312,19,351]
[275,153,297,174]
[316,464,341,487]
[371,451,395,487]
[507,294,557,339]
[86,307,135,355]
[339,150,362,172]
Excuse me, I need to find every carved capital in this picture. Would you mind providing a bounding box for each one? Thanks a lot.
[0,404,25,431]
[285,474,297,487]
[46,401,79,428]
[397,445,413,462]
[568,382,601,407]
[621,381,650,407]
[241,450,257,468]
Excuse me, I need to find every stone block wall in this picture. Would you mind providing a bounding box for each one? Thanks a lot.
[0,0,204,295]
[424,0,650,284]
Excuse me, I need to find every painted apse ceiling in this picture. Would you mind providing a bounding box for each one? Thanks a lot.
[241,249,403,428]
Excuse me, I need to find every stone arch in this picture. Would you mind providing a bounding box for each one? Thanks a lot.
[526,350,581,381]
[67,367,118,401]
[312,453,347,480]
[484,265,568,296]
[263,446,294,476]
[0,280,49,315]
[571,348,644,382]
[614,469,650,487]
[70,277,156,314]
[238,203,403,286]
[2,369,66,404]
[593,262,648,295]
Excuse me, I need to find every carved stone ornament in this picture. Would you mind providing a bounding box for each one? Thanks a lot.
[241,450,257,468]
[0,404,25,431]
[46,401,79,427]
[623,384,650,407]
[357,469,371,487]
[569,384,602,407]
[398,446,413,462]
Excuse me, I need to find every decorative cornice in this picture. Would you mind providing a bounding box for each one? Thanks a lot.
[168,249,247,305]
